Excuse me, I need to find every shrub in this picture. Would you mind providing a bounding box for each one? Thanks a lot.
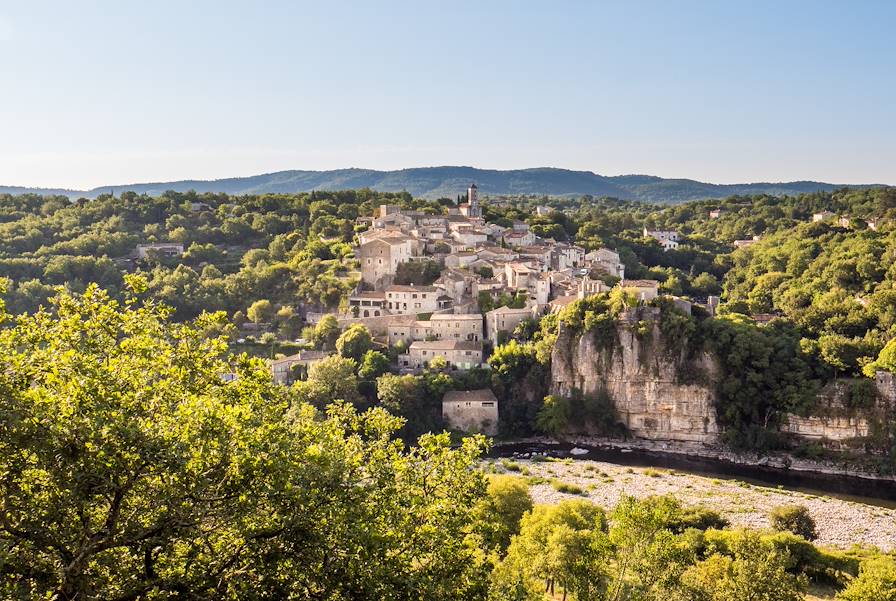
[838,557,896,601]
[551,480,585,495]
[769,504,818,541]
[765,531,857,586]
[668,506,730,533]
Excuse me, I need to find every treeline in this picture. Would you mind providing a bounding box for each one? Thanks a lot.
[1,283,892,600]
[0,188,439,318]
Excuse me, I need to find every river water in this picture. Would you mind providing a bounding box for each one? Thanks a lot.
[491,441,896,508]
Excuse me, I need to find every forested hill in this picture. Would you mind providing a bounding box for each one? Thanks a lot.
[1,166,886,203]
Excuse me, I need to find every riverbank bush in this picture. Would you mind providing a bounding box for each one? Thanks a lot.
[770,504,819,541]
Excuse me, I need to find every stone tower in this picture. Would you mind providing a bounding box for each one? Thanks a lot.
[466,183,481,218]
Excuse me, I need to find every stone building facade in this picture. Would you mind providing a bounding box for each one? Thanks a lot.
[442,389,498,435]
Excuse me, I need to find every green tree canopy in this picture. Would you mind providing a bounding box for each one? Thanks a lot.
[246,298,273,324]
[0,282,493,600]
[336,323,374,361]
[311,314,341,350]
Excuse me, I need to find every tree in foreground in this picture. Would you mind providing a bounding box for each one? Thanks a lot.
[0,280,491,600]
[475,475,533,552]
[682,531,807,601]
[494,499,609,600]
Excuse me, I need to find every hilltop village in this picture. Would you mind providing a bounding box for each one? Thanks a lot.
[270,184,720,433]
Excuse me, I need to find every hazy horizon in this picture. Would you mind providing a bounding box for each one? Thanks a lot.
[2,1,895,189]
[2,164,893,194]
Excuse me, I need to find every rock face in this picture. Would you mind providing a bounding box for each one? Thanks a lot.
[548,306,896,451]
[782,380,871,445]
[781,373,896,447]
[550,307,720,444]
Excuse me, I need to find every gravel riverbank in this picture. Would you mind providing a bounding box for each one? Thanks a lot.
[486,456,896,551]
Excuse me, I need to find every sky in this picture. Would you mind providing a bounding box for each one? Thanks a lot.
[1,0,895,190]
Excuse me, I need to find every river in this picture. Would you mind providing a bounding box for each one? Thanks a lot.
[491,441,896,508]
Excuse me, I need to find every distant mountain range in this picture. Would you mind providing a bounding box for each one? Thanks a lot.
[1,167,888,204]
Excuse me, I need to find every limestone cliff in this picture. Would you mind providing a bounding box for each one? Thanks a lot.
[550,307,720,443]
[781,372,896,448]
[549,306,896,451]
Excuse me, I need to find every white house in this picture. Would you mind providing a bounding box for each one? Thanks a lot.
[136,243,184,259]
[384,285,444,315]
[643,228,679,251]
[502,230,536,248]
[585,248,625,278]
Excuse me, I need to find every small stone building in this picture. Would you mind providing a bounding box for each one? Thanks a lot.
[442,389,499,435]
[270,350,331,385]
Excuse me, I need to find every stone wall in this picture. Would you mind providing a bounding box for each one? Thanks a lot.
[550,307,719,444]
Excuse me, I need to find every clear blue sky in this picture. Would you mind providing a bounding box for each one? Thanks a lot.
[1,0,894,189]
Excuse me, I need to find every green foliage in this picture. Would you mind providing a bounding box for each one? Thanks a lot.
[358,349,390,381]
[0,284,491,600]
[495,500,609,600]
[375,372,444,439]
[551,481,585,495]
[476,475,533,551]
[394,259,442,285]
[606,495,696,600]
[559,293,611,329]
[666,506,730,534]
[0,190,424,318]
[769,504,818,541]
[512,317,540,342]
[247,297,273,324]
[293,354,362,408]
[311,314,341,350]
[488,340,540,381]
[865,338,896,376]
[844,378,879,409]
[335,323,373,361]
[701,316,821,449]
[654,296,698,354]
[837,557,896,601]
[536,390,619,437]
[682,531,807,601]
[535,395,573,436]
